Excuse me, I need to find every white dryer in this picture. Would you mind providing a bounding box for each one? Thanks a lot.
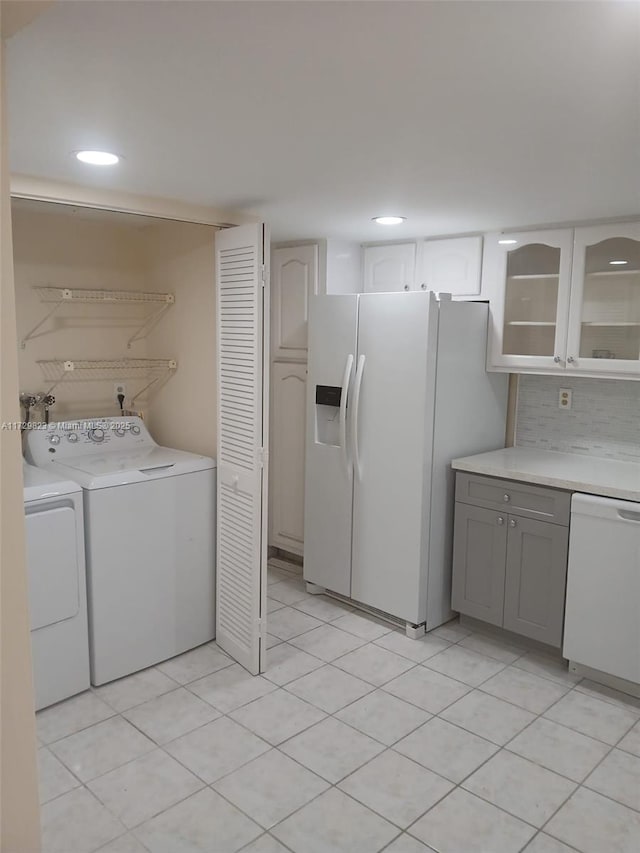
[23,461,90,709]
[25,417,216,686]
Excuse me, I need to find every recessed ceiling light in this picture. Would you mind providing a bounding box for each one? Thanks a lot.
[75,150,120,166]
[373,216,406,225]
[609,259,628,265]
[498,238,518,245]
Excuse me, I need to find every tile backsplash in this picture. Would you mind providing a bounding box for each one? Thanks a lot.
[515,374,640,462]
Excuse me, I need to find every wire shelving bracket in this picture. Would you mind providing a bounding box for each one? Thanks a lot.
[22,287,175,349]
[36,358,178,405]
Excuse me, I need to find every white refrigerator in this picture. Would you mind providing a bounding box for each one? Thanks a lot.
[303,291,508,633]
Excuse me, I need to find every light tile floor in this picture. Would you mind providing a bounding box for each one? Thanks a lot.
[37,563,640,853]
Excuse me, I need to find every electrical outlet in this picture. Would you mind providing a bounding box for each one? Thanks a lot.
[558,388,572,410]
[114,384,127,398]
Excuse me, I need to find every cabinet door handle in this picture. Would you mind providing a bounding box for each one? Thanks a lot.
[420,282,427,290]
[403,284,410,291]
[509,518,517,528]
[503,494,511,503]
[567,356,575,364]
[497,516,504,526]
[553,356,561,363]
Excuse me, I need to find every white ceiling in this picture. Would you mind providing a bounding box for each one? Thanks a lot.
[6,0,640,242]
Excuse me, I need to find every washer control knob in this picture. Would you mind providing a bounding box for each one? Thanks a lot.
[67,432,78,443]
[130,425,141,436]
[48,434,61,445]
[88,428,105,443]
[114,426,126,437]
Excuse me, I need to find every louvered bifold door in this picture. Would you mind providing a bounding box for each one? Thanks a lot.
[215,223,269,674]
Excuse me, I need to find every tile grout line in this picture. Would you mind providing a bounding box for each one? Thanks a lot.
[236,830,298,853]
[397,665,640,850]
[375,639,638,848]
[40,609,640,853]
[38,743,89,796]
[522,828,583,853]
[247,648,575,849]
[40,636,547,825]
[36,613,468,850]
[536,706,640,843]
[572,680,640,715]
[36,704,119,748]
[399,701,568,841]
[279,633,640,846]
[43,658,275,844]
[273,608,636,720]
[44,604,430,822]
[218,613,638,849]
[111,630,510,848]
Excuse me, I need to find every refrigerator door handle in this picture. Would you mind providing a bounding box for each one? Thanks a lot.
[351,354,366,481]
[339,354,354,480]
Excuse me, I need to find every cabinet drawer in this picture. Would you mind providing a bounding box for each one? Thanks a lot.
[455,472,570,526]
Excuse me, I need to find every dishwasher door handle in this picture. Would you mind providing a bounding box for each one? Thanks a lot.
[572,493,640,521]
[618,509,640,523]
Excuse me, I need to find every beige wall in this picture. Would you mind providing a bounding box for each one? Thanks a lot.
[12,203,153,420]
[12,203,218,455]
[0,24,41,853]
[11,173,249,229]
[145,220,218,458]
[1,1,53,40]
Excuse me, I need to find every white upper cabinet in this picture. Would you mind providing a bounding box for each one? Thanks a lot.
[271,244,318,361]
[363,243,416,292]
[566,222,640,375]
[419,235,483,298]
[487,229,574,372]
[487,222,640,378]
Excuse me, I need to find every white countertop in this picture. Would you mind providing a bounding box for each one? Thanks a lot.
[451,447,640,503]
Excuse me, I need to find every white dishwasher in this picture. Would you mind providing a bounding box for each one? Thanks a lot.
[563,493,640,689]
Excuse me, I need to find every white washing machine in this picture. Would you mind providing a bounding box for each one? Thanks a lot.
[25,417,216,686]
[23,461,90,709]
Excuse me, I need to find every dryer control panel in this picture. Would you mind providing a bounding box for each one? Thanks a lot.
[25,417,154,466]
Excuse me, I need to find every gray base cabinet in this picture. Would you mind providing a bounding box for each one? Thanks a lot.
[502,515,568,645]
[451,504,507,627]
[452,472,570,648]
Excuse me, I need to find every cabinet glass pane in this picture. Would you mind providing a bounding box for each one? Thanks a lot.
[503,244,560,356]
[579,237,640,361]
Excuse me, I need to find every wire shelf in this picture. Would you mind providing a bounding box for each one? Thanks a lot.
[35,287,174,304]
[37,358,177,404]
[23,287,175,348]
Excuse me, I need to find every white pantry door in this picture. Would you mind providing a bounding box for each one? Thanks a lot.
[215,223,270,674]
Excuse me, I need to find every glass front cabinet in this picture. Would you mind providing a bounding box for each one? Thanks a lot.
[566,223,640,375]
[487,229,573,372]
[487,222,640,378]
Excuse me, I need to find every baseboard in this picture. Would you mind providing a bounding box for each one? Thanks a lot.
[320,590,408,633]
[267,554,303,576]
[459,615,564,658]
[568,661,640,699]
[269,546,303,566]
